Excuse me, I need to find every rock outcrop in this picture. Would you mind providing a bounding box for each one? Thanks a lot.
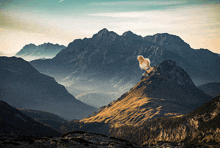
[0,131,140,148]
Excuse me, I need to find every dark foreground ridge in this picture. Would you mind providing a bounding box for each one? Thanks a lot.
[0,100,61,138]
[0,130,197,148]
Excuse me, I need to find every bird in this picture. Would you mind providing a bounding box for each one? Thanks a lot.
[137,55,153,76]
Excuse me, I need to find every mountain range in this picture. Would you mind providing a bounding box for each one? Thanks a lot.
[30,28,220,107]
[16,43,66,61]
[82,60,212,126]
[0,56,97,120]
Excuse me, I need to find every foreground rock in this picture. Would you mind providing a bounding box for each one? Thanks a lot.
[0,131,139,148]
[0,131,197,148]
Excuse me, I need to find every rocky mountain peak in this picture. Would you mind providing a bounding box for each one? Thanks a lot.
[0,56,39,74]
[122,30,142,41]
[139,60,194,88]
[155,60,194,86]
[92,28,110,38]
[20,43,37,51]
[144,33,190,47]
[92,28,119,43]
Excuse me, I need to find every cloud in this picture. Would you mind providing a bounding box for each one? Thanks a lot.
[90,1,186,6]
[89,11,165,19]
[59,0,64,3]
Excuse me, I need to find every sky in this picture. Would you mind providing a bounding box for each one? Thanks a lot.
[0,0,220,55]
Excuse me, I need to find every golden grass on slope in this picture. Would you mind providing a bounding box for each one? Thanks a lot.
[81,88,185,127]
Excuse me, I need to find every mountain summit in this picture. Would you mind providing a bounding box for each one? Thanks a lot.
[82,60,211,126]
[16,43,66,60]
[144,33,190,47]
[122,31,142,41]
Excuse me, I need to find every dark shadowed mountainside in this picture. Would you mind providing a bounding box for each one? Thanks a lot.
[0,100,61,138]
[30,29,220,107]
[18,108,68,130]
[82,60,212,126]
[0,56,97,120]
[198,82,220,97]
[111,95,220,147]
[16,43,66,60]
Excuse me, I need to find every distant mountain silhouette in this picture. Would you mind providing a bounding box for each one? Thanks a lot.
[16,43,66,60]
[18,108,111,136]
[111,95,220,147]
[30,29,220,107]
[82,60,212,126]
[0,100,61,137]
[198,82,220,97]
[76,92,116,108]
[0,56,97,120]
[18,108,67,130]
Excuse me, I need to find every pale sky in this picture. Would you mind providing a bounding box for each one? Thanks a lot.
[0,0,220,55]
